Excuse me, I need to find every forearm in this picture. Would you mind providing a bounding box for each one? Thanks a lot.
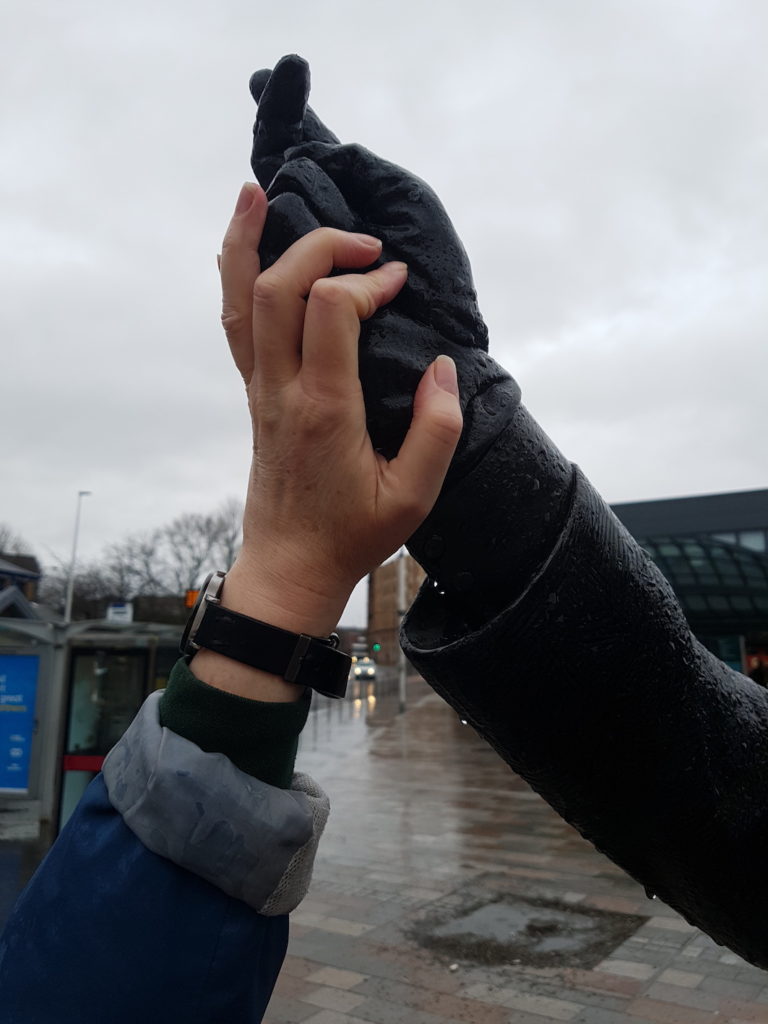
[408,398,574,625]
[159,660,310,788]
[404,468,768,967]
[0,774,292,1023]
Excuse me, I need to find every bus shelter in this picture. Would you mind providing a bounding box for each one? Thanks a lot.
[0,615,180,841]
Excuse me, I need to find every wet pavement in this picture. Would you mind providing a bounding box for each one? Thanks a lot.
[271,674,768,1023]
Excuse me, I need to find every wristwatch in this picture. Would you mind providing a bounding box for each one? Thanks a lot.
[180,571,350,699]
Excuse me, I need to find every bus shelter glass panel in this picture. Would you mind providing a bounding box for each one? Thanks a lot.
[59,650,147,829]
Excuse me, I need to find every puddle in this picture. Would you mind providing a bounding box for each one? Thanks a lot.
[413,893,647,968]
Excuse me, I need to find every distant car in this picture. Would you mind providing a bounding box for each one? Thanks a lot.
[351,656,377,680]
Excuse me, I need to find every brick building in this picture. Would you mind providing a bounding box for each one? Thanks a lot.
[367,553,425,666]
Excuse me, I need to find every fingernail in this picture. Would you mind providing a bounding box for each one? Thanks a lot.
[235,182,258,215]
[353,233,382,248]
[434,354,459,397]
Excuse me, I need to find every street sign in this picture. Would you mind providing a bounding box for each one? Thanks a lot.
[106,602,134,624]
[0,654,39,793]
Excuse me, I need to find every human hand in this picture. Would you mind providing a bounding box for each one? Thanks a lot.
[218,182,463,639]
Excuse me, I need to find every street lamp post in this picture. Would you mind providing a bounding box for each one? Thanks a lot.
[64,490,92,623]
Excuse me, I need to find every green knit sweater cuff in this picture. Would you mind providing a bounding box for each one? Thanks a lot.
[158,658,311,789]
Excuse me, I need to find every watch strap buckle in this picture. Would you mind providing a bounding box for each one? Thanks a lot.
[284,634,313,684]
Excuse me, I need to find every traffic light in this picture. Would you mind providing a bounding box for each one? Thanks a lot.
[372,642,381,653]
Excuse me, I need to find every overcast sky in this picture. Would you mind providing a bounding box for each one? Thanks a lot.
[2,0,766,625]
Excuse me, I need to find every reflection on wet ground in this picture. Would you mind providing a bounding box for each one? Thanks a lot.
[416,895,647,968]
[300,669,401,754]
[298,672,604,896]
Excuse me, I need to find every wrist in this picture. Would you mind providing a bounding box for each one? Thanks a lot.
[187,559,352,703]
[224,551,352,638]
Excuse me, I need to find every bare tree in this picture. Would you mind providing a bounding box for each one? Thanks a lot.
[161,512,221,593]
[35,496,245,620]
[102,531,165,599]
[160,499,244,593]
[210,497,243,570]
[0,522,32,555]
[37,559,115,619]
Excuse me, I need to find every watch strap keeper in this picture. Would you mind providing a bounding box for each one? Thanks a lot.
[193,603,350,699]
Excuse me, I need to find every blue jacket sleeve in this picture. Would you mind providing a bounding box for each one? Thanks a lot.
[0,775,287,1024]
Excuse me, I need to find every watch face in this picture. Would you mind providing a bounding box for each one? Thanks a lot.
[179,572,221,655]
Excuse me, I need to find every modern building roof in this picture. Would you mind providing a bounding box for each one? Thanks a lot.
[639,535,768,634]
[612,488,768,536]
[609,488,768,640]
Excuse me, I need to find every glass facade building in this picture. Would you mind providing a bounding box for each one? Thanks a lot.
[611,489,768,681]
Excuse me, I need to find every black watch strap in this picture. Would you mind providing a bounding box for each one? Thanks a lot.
[192,602,350,699]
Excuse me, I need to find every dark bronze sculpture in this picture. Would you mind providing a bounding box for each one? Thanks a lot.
[249,55,768,968]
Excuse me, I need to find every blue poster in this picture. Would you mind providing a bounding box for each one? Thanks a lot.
[0,654,39,792]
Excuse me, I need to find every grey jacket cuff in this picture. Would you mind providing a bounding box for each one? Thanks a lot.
[102,691,329,916]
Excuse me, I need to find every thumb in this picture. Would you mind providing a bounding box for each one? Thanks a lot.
[387,356,463,522]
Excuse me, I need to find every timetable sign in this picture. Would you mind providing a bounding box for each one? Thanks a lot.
[0,654,39,793]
